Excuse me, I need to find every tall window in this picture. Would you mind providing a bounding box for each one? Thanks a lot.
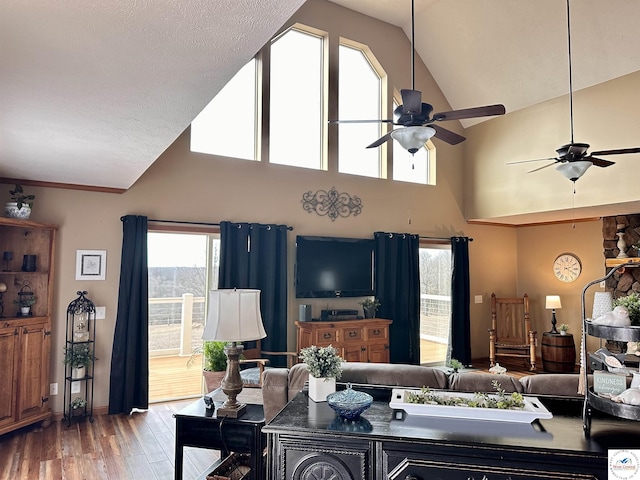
[191,60,257,161]
[270,28,324,169]
[338,43,383,177]
[419,243,451,365]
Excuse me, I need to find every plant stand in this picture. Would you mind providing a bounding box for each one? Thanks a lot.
[62,291,96,426]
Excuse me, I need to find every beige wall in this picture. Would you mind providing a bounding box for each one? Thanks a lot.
[464,71,640,221]
[516,220,606,356]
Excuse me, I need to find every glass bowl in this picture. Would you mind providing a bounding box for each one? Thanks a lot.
[326,384,373,419]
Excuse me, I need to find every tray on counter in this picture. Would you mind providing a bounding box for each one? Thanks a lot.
[389,388,553,424]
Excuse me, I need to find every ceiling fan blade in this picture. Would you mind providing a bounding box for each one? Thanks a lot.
[401,89,422,115]
[506,157,557,165]
[366,131,394,149]
[527,162,558,174]
[431,124,465,145]
[588,156,615,168]
[329,119,394,124]
[432,104,506,122]
[590,147,640,156]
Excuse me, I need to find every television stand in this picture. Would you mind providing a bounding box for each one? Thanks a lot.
[296,318,392,362]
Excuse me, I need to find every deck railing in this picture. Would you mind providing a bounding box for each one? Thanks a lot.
[149,292,452,356]
[149,293,204,357]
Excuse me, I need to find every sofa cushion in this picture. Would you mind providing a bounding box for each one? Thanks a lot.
[449,372,524,393]
[520,373,590,397]
[340,362,449,389]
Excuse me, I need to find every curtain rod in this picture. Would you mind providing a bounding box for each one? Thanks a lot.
[146,218,294,230]
[420,235,474,242]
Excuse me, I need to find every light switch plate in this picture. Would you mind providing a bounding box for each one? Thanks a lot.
[95,306,106,319]
[71,382,81,394]
[50,383,58,395]
[474,295,483,304]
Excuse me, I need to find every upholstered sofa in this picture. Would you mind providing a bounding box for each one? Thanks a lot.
[262,362,588,422]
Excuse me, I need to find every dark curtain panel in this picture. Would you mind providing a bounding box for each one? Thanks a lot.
[450,236,472,365]
[374,232,420,364]
[218,221,289,367]
[108,215,149,414]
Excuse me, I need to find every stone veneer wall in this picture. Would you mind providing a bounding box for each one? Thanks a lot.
[603,214,640,297]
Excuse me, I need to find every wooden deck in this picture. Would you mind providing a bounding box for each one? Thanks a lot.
[149,355,203,403]
[420,338,448,365]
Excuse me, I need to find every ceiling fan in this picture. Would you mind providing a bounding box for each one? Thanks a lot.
[329,0,506,154]
[507,0,640,182]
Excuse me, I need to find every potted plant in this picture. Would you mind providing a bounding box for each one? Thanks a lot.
[5,184,35,219]
[188,340,228,393]
[299,344,344,402]
[558,324,570,335]
[447,358,464,373]
[613,292,640,326]
[358,297,380,319]
[63,343,96,379]
[70,397,86,416]
[13,295,36,316]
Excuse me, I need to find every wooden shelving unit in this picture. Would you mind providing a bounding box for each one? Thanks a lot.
[0,217,56,436]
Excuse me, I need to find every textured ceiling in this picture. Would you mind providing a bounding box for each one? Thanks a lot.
[1,0,639,195]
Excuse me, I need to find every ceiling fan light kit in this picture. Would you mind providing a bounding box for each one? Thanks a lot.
[509,0,640,182]
[390,126,436,154]
[556,161,592,182]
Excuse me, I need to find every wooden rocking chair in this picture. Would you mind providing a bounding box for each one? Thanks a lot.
[488,293,537,371]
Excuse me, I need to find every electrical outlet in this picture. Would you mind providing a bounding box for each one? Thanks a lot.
[95,306,106,319]
[50,383,58,395]
[600,281,606,288]
[474,295,483,304]
[71,382,81,394]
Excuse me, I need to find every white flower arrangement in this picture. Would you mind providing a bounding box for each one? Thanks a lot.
[299,344,344,379]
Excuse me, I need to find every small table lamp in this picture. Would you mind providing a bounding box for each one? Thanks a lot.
[545,295,562,334]
[202,289,266,418]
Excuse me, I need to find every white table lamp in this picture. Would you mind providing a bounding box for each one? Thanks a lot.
[202,289,266,418]
[545,295,562,334]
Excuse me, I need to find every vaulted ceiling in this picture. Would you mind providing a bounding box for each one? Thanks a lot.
[2,0,639,195]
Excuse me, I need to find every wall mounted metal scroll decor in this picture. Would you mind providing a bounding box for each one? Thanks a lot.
[301,187,363,222]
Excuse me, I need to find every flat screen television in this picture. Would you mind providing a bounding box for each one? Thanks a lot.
[295,235,374,298]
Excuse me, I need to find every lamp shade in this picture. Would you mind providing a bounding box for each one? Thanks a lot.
[203,289,266,342]
[390,126,436,154]
[556,161,592,181]
[545,295,562,309]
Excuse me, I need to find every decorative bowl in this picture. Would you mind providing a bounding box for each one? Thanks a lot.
[326,383,373,419]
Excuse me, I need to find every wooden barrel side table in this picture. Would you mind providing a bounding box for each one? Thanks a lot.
[541,332,577,373]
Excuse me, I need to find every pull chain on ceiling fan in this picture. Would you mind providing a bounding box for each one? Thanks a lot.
[329,0,506,154]
[507,0,640,182]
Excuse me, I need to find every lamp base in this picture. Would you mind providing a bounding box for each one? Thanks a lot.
[217,341,246,418]
[548,310,559,334]
[217,402,247,419]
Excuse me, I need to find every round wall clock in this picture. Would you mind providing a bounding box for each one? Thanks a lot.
[553,253,582,283]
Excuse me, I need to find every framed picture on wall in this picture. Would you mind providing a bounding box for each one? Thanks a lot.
[75,250,107,281]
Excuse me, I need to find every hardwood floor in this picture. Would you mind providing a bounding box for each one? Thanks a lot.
[0,400,219,480]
